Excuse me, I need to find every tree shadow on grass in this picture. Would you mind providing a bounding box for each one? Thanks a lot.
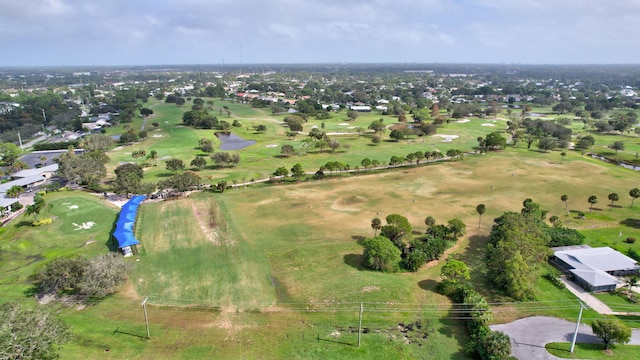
[351,235,366,246]
[15,220,33,228]
[343,254,365,271]
[620,218,640,229]
[418,279,438,292]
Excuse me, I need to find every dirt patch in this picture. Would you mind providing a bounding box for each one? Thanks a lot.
[192,203,221,245]
[362,286,380,293]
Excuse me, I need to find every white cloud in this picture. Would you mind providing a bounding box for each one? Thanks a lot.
[0,0,638,65]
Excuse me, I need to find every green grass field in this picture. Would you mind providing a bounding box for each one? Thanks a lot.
[0,192,119,298]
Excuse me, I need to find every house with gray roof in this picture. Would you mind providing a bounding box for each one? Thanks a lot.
[552,245,640,292]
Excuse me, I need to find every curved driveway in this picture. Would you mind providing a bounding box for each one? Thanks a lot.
[491,316,640,360]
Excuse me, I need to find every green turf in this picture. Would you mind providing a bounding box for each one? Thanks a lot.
[0,192,118,298]
[546,341,640,359]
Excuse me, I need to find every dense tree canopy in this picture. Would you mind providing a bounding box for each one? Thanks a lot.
[487,207,551,300]
[362,236,402,272]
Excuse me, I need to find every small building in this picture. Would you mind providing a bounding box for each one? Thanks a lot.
[552,246,640,292]
[350,105,371,112]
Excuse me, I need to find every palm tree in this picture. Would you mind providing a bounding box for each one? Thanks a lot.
[588,195,598,213]
[476,204,486,229]
[424,216,436,232]
[371,218,381,236]
[608,193,619,210]
[561,194,569,216]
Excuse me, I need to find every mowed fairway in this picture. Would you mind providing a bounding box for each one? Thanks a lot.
[132,192,276,308]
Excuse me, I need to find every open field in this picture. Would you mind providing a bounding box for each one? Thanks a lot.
[2,99,640,358]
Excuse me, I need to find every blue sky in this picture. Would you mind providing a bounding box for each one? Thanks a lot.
[1,0,639,66]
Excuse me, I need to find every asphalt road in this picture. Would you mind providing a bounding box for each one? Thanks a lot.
[491,316,640,360]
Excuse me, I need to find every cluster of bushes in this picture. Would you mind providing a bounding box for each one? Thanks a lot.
[32,253,132,300]
[438,262,514,360]
[33,140,80,151]
[616,288,639,304]
[363,214,466,273]
[543,273,566,289]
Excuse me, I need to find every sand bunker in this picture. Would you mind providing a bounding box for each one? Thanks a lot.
[433,134,460,142]
[266,144,278,148]
[152,134,163,138]
[456,119,470,123]
[338,123,349,126]
[347,126,356,129]
[481,124,496,127]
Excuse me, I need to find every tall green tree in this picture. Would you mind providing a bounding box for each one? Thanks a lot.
[190,156,207,170]
[561,194,569,216]
[165,158,185,173]
[610,141,625,154]
[290,163,304,180]
[591,319,631,350]
[424,216,436,232]
[588,195,598,213]
[608,193,619,209]
[447,218,467,239]
[362,236,402,272]
[476,204,486,229]
[371,217,382,236]
[487,209,551,301]
[113,163,144,197]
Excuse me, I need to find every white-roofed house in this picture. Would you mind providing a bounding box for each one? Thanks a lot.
[552,245,640,292]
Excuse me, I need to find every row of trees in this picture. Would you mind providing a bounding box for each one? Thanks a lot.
[437,260,514,359]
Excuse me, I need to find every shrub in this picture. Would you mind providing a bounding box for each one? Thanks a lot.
[625,237,636,244]
[32,218,53,227]
[544,273,566,289]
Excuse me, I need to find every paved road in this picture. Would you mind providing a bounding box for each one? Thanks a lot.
[491,316,640,360]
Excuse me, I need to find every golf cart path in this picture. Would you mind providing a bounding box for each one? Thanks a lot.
[491,316,640,360]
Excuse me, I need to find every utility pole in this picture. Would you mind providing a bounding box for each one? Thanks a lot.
[357,303,363,348]
[142,297,150,339]
[570,302,587,353]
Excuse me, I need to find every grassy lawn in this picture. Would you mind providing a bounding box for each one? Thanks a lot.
[0,191,119,298]
[594,291,640,313]
[546,342,640,359]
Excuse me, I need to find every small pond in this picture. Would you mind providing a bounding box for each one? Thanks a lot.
[215,132,256,151]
